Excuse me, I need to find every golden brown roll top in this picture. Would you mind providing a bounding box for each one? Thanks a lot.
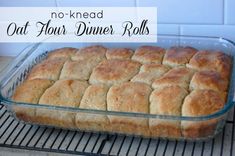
[89,59,141,86]
[131,64,169,85]
[163,46,197,67]
[39,79,88,106]
[139,63,169,73]
[190,71,228,92]
[190,71,228,102]
[27,59,65,81]
[132,46,165,64]
[60,60,94,80]
[150,86,188,137]
[106,48,134,60]
[79,84,109,111]
[72,45,107,66]
[182,90,224,117]
[107,82,151,113]
[107,82,152,135]
[12,79,54,104]
[186,50,232,79]
[47,47,78,60]
[152,67,195,89]
[12,79,54,121]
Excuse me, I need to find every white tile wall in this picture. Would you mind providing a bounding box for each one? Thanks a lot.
[0,0,56,7]
[0,0,235,56]
[56,0,136,7]
[225,0,235,24]
[158,24,179,35]
[137,0,224,24]
[180,25,235,42]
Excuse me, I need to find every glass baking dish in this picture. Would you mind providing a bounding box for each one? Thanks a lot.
[0,35,235,141]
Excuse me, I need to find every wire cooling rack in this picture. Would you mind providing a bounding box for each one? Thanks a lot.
[0,103,234,156]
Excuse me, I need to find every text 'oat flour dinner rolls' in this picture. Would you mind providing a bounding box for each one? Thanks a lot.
[11,45,232,139]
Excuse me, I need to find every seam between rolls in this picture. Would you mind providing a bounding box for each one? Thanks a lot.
[35,81,55,119]
[57,60,66,80]
[129,61,142,82]
[36,81,55,104]
[180,91,189,137]
[105,86,112,122]
[74,83,89,128]
[160,48,167,65]
[87,48,108,85]
[104,48,108,60]
[148,88,153,131]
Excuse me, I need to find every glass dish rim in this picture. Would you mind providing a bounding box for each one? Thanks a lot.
[0,34,235,122]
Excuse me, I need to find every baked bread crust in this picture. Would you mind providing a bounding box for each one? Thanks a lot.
[107,82,152,136]
[37,79,88,128]
[190,71,228,92]
[182,90,224,138]
[186,50,231,79]
[72,45,107,66]
[132,46,165,64]
[47,47,78,60]
[163,46,197,67]
[27,59,65,81]
[12,79,54,122]
[131,64,169,85]
[150,86,188,138]
[89,59,141,86]
[76,84,110,131]
[152,67,195,89]
[60,60,94,80]
[106,48,134,60]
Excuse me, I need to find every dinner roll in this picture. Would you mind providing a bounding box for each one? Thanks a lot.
[132,46,165,64]
[163,46,197,67]
[27,59,65,81]
[106,48,134,60]
[47,47,78,60]
[182,90,225,138]
[152,67,194,89]
[60,60,94,80]
[107,82,152,136]
[131,64,169,85]
[190,71,228,101]
[37,79,88,128]
[12,79,54,122]
[72,45,107,66]
[186,50,231,79]
[76,84,110,131]
[150,86,188,138]
[89,59,141,86]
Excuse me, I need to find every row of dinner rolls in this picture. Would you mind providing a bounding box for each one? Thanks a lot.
[12,45,231,139]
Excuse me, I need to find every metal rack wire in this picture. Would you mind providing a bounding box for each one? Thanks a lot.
[0,103,234,156]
